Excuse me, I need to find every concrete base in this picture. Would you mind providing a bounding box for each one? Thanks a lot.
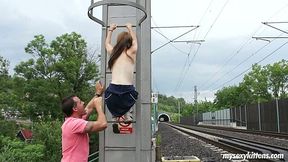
[161,156,200,162]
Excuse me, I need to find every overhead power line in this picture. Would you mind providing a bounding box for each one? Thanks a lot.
[200,2,288,92]
[151,26,199,54]
[172,0,230,93]
[213,40,288,91]
[204,40,272,90]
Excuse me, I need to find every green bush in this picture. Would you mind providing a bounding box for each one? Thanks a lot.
[32,120,62,162]
[0,137,44,162]
[0,120,18,138]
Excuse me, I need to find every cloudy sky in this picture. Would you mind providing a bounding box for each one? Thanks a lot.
[1,0,288,102]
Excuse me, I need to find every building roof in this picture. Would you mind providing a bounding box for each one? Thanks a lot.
[19,129,33,140]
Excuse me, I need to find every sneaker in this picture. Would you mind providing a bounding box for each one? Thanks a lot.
[124,111,133,123]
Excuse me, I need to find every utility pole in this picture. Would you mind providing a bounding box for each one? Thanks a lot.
[194,86,198,124]
[194,86,198,112]
[178,100,181,123]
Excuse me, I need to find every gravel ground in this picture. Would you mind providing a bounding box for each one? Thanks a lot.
[158,123,230,162]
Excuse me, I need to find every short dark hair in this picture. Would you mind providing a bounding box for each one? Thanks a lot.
[61,95,76,117]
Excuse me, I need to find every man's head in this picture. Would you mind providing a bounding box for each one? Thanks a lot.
[61,95,86,117]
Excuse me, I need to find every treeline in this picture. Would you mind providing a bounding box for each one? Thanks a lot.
[158,60,288,117]
[0,32,100,161]
[157,94,215,117]
[214,61,288,108]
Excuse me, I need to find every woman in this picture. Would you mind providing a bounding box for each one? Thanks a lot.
[104,23,138,129]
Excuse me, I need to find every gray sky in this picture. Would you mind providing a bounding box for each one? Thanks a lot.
[1,0,288,102]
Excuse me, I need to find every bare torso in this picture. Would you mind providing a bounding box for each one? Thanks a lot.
[111,51,135,85]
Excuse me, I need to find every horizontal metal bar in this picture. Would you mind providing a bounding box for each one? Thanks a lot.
[263,22,288,24]
[151,25,199,29]
[88,0,147,26]
[252,36,288,39]
[262,23,288,35]
[105,147,136,151]
[89,157,99,162]
[109,15,136,18]
[105,71,136,74]
[102,25,137,29]
[172,40,205,43]
[107,120,136,123]
[151,26,199,54]
[88,151,99,158]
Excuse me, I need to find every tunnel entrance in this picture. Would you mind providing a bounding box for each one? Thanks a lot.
[158,113,170,122]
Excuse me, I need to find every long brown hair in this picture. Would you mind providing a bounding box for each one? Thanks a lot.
[108,32,132,69]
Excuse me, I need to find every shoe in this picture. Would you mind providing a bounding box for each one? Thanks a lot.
[124,110,133,123]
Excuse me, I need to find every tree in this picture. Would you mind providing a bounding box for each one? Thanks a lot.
[14,32,100,120]
[265,60,288,99]
[0,56,9,76]
[238,81,253,105]
[214,85,240,109]
[0,56,18,114]
[242,64,271,103]
[197,100,216,113]
[158,94,179,113]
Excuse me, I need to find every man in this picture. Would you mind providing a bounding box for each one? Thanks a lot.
[61,81,107,162]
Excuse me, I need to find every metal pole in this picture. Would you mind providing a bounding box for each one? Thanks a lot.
[258,100,261,131]
[276,98,280,133]
[136,0,151,161]
[245,104,247,127]
[239,106,242,126]
[262,22,288,35]
[194,86,198,124]
[178,101,180,123]
[234,107,236,124]
[155,102,158,132]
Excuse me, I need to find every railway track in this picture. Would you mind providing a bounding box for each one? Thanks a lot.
[196,124,288,140]
[167,123,288,162]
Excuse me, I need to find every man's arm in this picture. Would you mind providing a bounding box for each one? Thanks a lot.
[84,97,107,133]
[82,80,105,121]
[105,23,117,55]
[82,96,96,120]
[126,23,138,55]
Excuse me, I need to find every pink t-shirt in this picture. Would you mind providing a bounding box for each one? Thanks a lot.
[61,117,89,162]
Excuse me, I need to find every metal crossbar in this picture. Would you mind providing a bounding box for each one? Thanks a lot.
[88,151,99,162]
[88,0,147,26]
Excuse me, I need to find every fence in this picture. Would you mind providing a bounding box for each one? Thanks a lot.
[180,98,288,133]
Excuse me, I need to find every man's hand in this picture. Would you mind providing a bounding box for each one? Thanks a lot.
[95,80,104,96]
[83,80,104,120]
